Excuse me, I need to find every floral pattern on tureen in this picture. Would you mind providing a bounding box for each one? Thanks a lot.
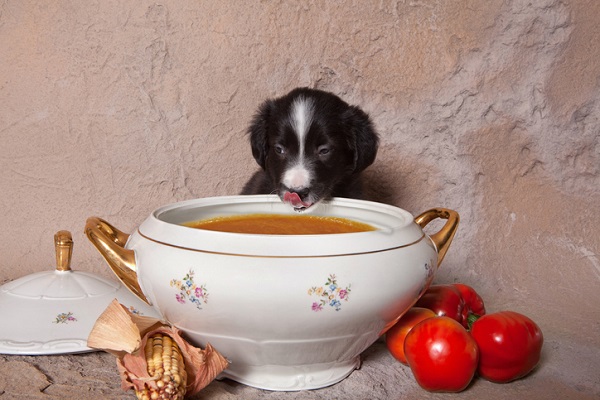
[417,259,436,298]
[170,269,209,310]
[308,274,351,312]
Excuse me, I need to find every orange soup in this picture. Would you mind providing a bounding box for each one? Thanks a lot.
[184,213,376,235]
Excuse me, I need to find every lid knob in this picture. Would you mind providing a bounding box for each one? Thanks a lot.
[54,230,73,272]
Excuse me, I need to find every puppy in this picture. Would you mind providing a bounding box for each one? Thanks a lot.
[241,87,379,211]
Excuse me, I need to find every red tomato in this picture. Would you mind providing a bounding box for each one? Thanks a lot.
[415,284,486,328]
[385,307,436,364]
[404,317,479,392]
[470,311,543,383]
[453,283,486,317]
[415,285,465,323]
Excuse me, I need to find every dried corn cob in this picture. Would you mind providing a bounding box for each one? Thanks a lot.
[88,300,229,398]
[136,333,188,400]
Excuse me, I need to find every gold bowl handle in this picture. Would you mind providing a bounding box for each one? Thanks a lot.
[84,217,150,304]
[414,208,460,267]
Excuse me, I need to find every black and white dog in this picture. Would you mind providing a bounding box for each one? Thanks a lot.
[241,87,379,211]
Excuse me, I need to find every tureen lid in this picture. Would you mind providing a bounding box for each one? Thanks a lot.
[0,231,160,355]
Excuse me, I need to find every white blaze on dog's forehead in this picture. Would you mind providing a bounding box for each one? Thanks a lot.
[282,95,314,191]
[289,96,315,155]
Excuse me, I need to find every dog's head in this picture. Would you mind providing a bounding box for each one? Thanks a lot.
[248,87,379,211]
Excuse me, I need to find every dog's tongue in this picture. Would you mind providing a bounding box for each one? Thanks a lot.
[283,191,312,209]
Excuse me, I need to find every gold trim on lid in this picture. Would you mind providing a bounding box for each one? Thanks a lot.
[54,230,73,272]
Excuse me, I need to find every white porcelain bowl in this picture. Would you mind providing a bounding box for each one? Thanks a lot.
[85,195,458,391]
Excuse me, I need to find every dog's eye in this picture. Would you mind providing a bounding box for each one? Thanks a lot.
[317,145,331,156]
[274,144,286,155]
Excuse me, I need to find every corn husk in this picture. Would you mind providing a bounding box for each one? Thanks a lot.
[88,299,229,397]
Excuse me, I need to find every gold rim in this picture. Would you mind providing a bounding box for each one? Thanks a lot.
[137,229,426,259]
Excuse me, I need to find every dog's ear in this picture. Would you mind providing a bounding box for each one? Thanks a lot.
[248,99,273,169]
[343,106,379,173]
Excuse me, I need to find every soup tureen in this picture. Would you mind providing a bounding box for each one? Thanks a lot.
[85,195,458,391]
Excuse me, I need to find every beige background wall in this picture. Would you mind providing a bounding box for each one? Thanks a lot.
[1,0,599,395]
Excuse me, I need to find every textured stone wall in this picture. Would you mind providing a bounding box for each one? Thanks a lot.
[1,0,598,351]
